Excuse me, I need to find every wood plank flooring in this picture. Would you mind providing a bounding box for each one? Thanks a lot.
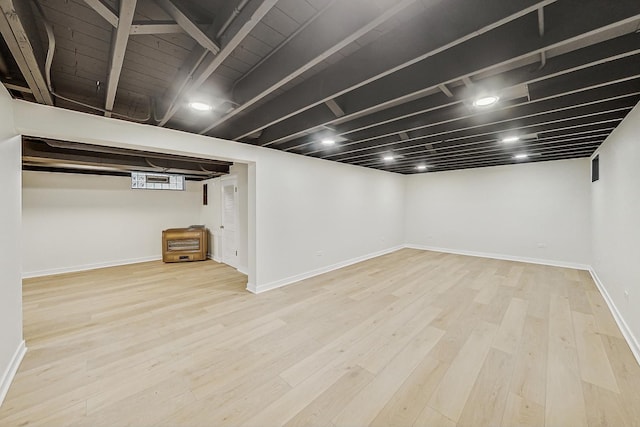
[1,248,639,426]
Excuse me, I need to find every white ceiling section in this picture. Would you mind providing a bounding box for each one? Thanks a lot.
[0,0,638,175]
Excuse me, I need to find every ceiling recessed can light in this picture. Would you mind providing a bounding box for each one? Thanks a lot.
[189,102,213,111]
[383,155,395,161]
[514,153,528,160]
[473,95,499,107]
[502,136,520,143]
[321,138,335,145]
[416,165,427,171]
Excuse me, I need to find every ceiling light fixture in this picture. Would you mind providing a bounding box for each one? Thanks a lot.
[416,165,428,171]
[514,153,529,160]
[189,102,213,111]
[502,136,520,143]
[321,138,336,145]
[473,95,499,107]
[383,155,395,161]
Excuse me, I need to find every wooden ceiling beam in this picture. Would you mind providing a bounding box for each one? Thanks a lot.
[104,0,137,117]
[325,99,345,118]
[83,0,118,27]
[0,0,53,104]
[2,80,32,93]
[157,0,279,126]
[155,0,220,54]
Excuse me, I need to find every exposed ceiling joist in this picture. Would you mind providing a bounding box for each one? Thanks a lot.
[22,138,232,179]
[2,80,32,93]
[157,0,279,126]
[83,0,118,27]
[104,0,137,117]
[330,101,636,163]
[325,99,345,118]
[155,0,220,54]
[218,0,558,141]
[2,0,639,175]
[538,6,545,37]
[333,88,638,159]
[130,21,183,35]
[0,0,53,104]
[257,4,640,149]
[461,76,474,88]
[438,84,454,98]
[327,61,640,153]
[321,37,640,149]
[197,0,418,135]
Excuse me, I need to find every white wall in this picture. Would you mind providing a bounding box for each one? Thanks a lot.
[591,101,640,358]
[254,149,405,290]
[405,158,592,267]
[12,100,406,291]
[0,85,24,405]
[22,172,202,277]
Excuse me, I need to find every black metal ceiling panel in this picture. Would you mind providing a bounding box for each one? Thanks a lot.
[0,0,638,176]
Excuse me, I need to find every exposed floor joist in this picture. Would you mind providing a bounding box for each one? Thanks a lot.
[217,0,557,141]
[257,7,640,149]
[104,0,137,117]
[157,0,279,126]
[197,0,419,135]
[0,0,53,104]
[155,0,220,54]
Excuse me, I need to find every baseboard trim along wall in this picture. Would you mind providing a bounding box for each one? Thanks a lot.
[250,245,405,294]
[404,244,591,271]
[0,340,26,407]
[22,256,161,279]
[589,269,640,366]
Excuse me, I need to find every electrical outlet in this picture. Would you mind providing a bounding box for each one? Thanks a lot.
[537,243,547,248]
[316,250,323,257]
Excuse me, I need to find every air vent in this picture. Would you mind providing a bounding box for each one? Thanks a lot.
[146,175,170,184]
[131,172,185,190]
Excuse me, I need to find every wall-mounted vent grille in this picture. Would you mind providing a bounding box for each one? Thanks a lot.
[592,155,600,182]
[131,172,185,190]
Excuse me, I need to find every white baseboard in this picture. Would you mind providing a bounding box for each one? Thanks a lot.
[589,269,640,366]
[252,245,404,294]
[22,256,161,279]
[207,254,223,264]
[404,244,591,271]
[0,340,26,408]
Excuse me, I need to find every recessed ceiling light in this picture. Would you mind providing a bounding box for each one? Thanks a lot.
[502,136,520,143]
[383,155,395,161]
[321,138,335,145]
[416,165,428,171]
[473,95,499,107]
[189,102,213,111]
[514,153,528,160]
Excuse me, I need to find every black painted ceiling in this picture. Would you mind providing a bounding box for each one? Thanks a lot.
[1,0,639,174]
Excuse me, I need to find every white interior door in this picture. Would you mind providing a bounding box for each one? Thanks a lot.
[221,178,239,268]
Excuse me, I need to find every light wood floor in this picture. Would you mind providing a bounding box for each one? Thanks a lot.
[1,249,639,426]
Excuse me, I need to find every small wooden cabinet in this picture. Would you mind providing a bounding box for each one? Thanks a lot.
[162,227,208,263]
